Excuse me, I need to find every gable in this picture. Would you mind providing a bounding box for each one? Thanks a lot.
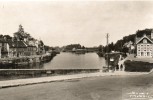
[138,38,152,44]
[136,35,153,44]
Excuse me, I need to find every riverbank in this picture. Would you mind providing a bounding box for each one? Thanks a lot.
[0,51,57,69]
[0,71,148,89]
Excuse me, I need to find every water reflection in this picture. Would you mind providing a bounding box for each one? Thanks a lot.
[44,52,105,69]
[0,52,106,69]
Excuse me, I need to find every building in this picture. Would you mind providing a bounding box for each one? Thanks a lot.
[0,39,9,58]
[13,25,45,56]
[136,30,153,58]
[0,25,46,58]
[7,40,27,57]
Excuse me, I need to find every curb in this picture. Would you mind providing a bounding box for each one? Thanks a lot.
[0,72,149,89]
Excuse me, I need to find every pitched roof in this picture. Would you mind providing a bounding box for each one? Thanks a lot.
[136,34,153,44]
[8,40,27,48]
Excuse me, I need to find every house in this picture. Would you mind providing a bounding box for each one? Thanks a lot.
[0,39,9,58]
[0,25,46,58]
[136,30,153,58]
[13,25,45,55]
[0,32,29,58]
[24,38,37,56]
[7,40,27,57]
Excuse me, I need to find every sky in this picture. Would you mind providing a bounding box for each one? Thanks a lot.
[0,1,153,47]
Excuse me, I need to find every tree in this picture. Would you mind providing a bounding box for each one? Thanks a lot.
[3,35,12,40]
[122,47,129,53]
[108,42,114,51]
[82,46,85,49]
[98,45,103,52]
[44,45,50,51]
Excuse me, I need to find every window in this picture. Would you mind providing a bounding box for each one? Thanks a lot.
[147,52,150,56]
[143,39,147,43]
[141,52,144,56]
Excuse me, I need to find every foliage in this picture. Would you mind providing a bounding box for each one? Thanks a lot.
[44,45,51,51]
[122,46,129,53]
[136,29,152,37]
[65,44,82,51]
[101,33,136,53]
[98,45,103,52]
[0,34,13,41]
[124,60,153,72]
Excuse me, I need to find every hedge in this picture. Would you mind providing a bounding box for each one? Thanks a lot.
[124,60,153,72]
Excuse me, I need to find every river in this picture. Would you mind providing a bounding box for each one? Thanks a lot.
[43,52,106,69]
[0,52,106,69]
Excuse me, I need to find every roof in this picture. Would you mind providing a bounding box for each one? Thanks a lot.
[136,34,153,44]
[8,40,27,48]
[24,41,37,47]
[0,39,9,43]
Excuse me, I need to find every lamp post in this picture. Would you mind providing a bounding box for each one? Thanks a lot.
[106,33,109,71]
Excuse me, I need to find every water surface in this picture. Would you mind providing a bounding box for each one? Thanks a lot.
[43,52,105,69]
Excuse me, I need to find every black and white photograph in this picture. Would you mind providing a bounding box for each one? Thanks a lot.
[0,0,153,100]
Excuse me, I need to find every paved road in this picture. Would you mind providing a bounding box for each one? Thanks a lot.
[0,73,153,100]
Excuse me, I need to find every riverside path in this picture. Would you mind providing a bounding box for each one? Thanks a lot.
[0,72,152,100]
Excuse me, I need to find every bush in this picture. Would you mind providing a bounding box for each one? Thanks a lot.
[124,60,153,72]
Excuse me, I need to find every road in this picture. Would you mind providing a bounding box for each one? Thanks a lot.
[0,73,153,100]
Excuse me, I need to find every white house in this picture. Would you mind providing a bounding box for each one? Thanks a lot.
[136,31,153,58]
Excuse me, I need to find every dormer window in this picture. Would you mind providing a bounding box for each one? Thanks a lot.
[143,39,147,43]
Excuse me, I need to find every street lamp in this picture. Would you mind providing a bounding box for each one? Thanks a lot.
[106,33,109,72]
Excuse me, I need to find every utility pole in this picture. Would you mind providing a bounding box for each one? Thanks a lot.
[106,33,109,71]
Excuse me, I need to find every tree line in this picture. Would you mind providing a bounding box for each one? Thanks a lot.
[98,28,153,53]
